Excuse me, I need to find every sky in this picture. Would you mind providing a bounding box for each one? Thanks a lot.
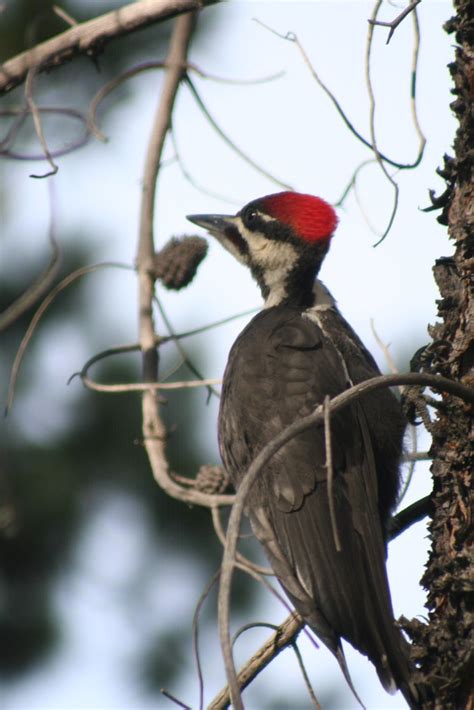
[1,1,456,708]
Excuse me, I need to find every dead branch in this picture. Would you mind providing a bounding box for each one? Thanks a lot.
[0,182,61,331]
[0,0,211,96]
[255,22,425,172]
[0,107,90,160]
[184,76,293,190]
[5,262,133,415]
[135,11,236,511]
[208,612,304,710]
[25,68,58,177]
[368,0,422,45]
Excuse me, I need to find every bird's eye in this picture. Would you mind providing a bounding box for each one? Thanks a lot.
[244,208,258,227]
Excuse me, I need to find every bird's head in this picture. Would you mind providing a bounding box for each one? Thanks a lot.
[187,191,338,308]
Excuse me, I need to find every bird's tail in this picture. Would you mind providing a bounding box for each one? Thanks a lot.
[335,644,366,710]
[373,634,423,709]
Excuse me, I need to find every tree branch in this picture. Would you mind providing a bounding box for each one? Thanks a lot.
[135,11,234,511]
[0,0,211,95]
[209,612,304,710]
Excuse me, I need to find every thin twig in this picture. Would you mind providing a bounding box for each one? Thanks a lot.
[323,395,341,552]
[79,374,221,393]
[88,61,167,141]
[365,1,399,245]
[88,60,283,143]
[0,107,90,160]
[208,612,304,710]
[25,68,58,177]
[334,159,377,207]
[211,506,273,576]
[0,108,28,151]
[290,641,321,709]
[5,262,133,415]
[368,0,422,44]
[185,75,293,191]
[0,181,61,331]
[254,21,424,171]
[191,569,220,710]
[52,5,78,27]
[170,126,241,206]
[160,688,192,710]
[154,293,221,400]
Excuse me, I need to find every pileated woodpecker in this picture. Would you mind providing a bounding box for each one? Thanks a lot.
[187,192,419,707]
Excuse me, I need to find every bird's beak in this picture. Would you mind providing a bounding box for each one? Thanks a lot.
[186,213,249,262]
[186,213,235,237]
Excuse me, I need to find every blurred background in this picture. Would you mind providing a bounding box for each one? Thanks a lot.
[0,1,455,708]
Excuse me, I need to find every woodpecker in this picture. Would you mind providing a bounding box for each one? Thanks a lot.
[187,192,418,707]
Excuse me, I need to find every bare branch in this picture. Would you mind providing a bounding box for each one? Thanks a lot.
[135,13,235,511]
[389,495,432,539]
[211,506,273,577]
[290,640,322,709]
[52,5,78,27]
[192,570,220,710]
[323,395,341,552]
[160,688,192,710]
[368,0,422,44]
[208,612,304,710]
[365,1,399,245]
[0,181,61,331]
[25,68,58,177]
[79,374,221,393]
[154,293,221,400]
[255,22,424,171]
[0,107,90,160]
[170,126,242,206]
[185,75,294,190]
[5,262,133,415]
[0,0,211,96]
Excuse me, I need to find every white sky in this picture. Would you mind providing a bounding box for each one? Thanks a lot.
[1,1,455,708]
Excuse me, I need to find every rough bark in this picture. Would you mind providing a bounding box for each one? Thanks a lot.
[406,2,474,707]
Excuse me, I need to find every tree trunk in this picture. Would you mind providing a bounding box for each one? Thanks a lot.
[408,2,474,707]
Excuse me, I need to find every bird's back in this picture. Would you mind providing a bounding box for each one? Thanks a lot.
[219,304,415,701]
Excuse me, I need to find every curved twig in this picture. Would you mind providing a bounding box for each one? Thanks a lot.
[191,569,220,710]
[0,181,61,331]
[0,107,90,160]
[170,125,242,206]
[368,0,422,44]
[211,506,273,576]
[25,68,58,177]
[5,261,133,415]
[184,75,293,191]
[154,293,221,401]
[365,1,399,245]
[208,613,304,710]
[254,20,425,172]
